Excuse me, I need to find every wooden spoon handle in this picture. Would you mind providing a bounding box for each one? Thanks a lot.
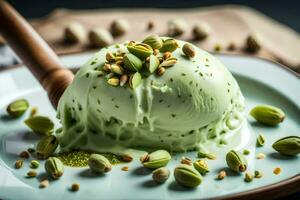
[0,1,74,108]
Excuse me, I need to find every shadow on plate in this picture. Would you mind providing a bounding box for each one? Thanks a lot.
[131,166,152,176]
[78,168,105,178]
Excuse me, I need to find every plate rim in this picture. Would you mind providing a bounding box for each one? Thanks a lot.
[0,53,299,200]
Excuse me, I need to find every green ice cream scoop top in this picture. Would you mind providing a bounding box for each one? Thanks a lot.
[57,36,245,152]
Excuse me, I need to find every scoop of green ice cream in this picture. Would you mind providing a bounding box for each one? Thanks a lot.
[56,38,245,152]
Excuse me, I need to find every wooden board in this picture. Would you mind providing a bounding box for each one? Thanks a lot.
[3,5,300,72]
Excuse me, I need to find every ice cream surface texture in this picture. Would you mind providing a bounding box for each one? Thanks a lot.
[57,37,245,153]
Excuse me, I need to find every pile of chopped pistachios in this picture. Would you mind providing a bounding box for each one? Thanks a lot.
[97,35,197,88]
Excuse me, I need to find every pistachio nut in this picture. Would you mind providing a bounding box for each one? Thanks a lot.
[27,170,37,178]
[7,99,29,118]
[246,33,262,53]
[142,35,163,50]
[30,160,40,169]
[256,134,265,147]
[167,19,187,37]
[45,157,64,179]
[71,183,80,191]
[88,154,112,173]
[197,151,216,160]
[159,57,177,68]
[123,53,143,71]
[129,72,142,89]
[250,105,285,126]
[110,19,130,37]
[15,159,24,169]
[160,39,179,52]
[156,67,166,76]
[254,170,263,178]
[120,74,129,87]
[89,28,114,48]
[182,43,196,58]
[174,164,202,188]
[226,150,247,173]
[24,115,54,135]
[193,159,209,175]
[152,167,170,183]
[106,52,115,62]
[272,136,300,156]
[146,55,160,73]
[36,135,59,159]
[111,64,124,75]
[244,172,253,182]
[140,149,171,169]
[127,43,153,59]
[64,22,86,43]
[192,22,211,40]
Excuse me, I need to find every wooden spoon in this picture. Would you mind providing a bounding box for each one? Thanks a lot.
[0,1,74,108]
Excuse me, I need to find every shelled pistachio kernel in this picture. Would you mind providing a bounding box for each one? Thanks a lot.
[254,170,263,178]
[192,22,211,40]
[256,153,266,160]
[121,166,129,171]
[193,160,209,175]
[121,154,133,162]
[156,67,166,76]
[167,18,187,37]
[71,183,80,191]
[111,64,124,75]
[45,157,64,179]
[27,170,37,178]
[106,52,115,62]
[243,149,250,155]
[119,74,128,87]
[226,150,247,173]
[244,172,253,182]
[36,135,59,159]
[140,150,171,169]
[162,52,172,60]
[88,154,112,173]
[272,136,300,156]
[29,107,38,117]
[64,22,86,43]
[15,159,24,169]
[250,105,285,126]
[273,167,281,175]
[217,170,226,180]
[152,167,170,183]
[19,151,30,159]
[181,157,192,165]
[246,33,262,53]
[197,151,216,160]
[214,44,222,52]
[146,55,160,73]
[129,72,142,89]
[160,38,179,53]
[6,99,29,118]
[174,164,202,188]
[110,19,130,36]
[39,179,49,188]
[107,77,120,86]
[142,35,163,49]
[30,160,40,169]
[256,134,266,147]
[182,43,196,58]
[24,115,54,136]
[159,57,177,68]
[89,28,113,48]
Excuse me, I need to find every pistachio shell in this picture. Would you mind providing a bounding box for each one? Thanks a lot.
[88,154,112,173]
[250,105,285,126]
[272,136,300,156]
[127,43,153,59]
[129,72,142,89]
[64,22,86,43]
[24,116,54,135]
[89,28,113,48]
[192,22,211,40]
[36,135,58,159]
[174,164,202,188]
[160,39,179,52]
[123,53,143,72]
[45,157,64,179]
[256,134,266,147]
[141,150,171,169]
[110,19,129,36]
[147,55,160,73]
[152,167,170,183]
[7,99,29,118]
[142,35,163,49]
[226,150,247,173]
